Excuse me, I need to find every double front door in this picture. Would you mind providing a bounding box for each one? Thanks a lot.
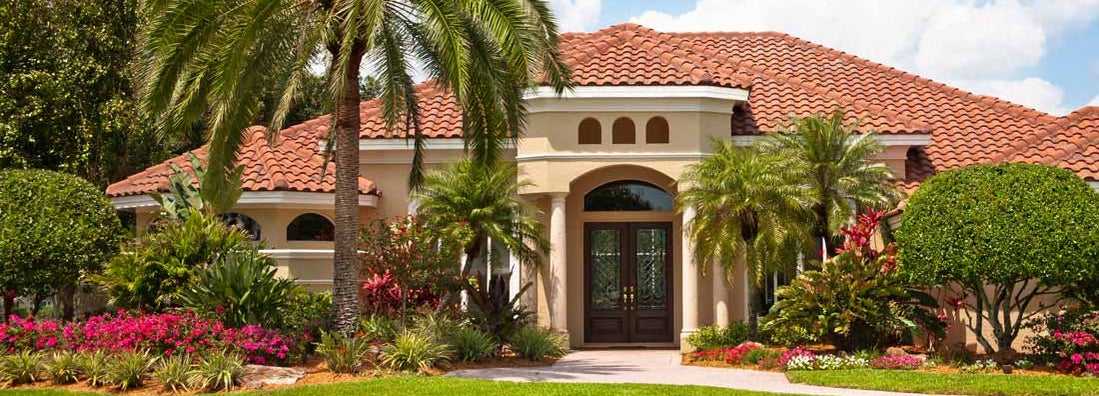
[584,222,673,343]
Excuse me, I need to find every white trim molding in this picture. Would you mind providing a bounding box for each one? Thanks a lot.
[260,249,334,260]
[516,151,707,162]
[525,86,749,114]
[525,85,750,102]
[110,191,377,210]
[731,133,932,147]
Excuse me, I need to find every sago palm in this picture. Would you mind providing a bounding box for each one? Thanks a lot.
[758,110,899,259]
[137,0,570,332]
[414,160,548,280]
[677,139,812,334]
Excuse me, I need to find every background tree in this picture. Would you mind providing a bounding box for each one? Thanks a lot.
[759,111,898,258]
[138,0,570,333]
[677,139,812,336]
[896,163,1099,353]
[0,169,123,320]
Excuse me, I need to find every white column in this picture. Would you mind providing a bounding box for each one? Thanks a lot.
[680,205,699,351]
[712,261,730,327]
[548,193,568,334]
[508,250,521,303]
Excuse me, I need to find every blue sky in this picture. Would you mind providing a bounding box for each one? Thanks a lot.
[550,0,1099,115]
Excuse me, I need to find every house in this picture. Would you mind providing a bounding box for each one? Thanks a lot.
[106,24,1099,352]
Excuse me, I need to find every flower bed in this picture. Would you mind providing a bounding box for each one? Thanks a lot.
[869,355,923,370]
[0,311,291,364]
[1027,310,1099,376]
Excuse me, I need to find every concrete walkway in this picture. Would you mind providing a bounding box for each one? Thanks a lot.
[447,349,949,396]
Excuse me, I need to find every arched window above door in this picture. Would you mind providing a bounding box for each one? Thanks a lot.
[287,213,335,241]
[578,118,602,144]
[584,180,673,211]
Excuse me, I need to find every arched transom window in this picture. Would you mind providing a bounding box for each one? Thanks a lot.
[218,212,261,241]
[287,213,335,241]
[584,180,673,211]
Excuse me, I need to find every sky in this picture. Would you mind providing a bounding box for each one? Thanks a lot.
[549,0,1099,115]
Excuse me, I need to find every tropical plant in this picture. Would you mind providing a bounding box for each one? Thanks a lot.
[95,209,253,311]
[467,281,535,343]
[278,290,332,350]
[678,139,812,335]
[151,152,243,220]
[411,310,464,343]
[193,353,244,391]
[78,351,110,387]
[180,249,301,328]
[0,350,44,386]
[153,354,195,392]
[0,169,123,320]
[448,327,498,362]
[359,216,462,325]
[686,323,750,351]
[44,351,80,384]
[138,0,571,335]
[897,163,1099,353]
[380,330,450,372]
[360,314,400,343]
[758,110,898,258]
[762,210,944,351]
[508,326,568,361]
[315,332,373,374]
[106,350,156,390]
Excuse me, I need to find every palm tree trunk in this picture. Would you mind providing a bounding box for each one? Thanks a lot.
[814,204,830,261]
[329,44,366,334]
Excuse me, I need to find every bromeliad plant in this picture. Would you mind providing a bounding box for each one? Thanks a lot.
[180,249,301,328]
[762,209,945,351]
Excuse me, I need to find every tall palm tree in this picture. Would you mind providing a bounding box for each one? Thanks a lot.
[137,0,570,333]
[759,110,899,259]
[677,139,812,334]
[414,159,547,283]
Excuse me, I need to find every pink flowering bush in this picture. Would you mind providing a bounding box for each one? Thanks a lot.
[0,311,292,365]
[869,355,923,370]
[1027,310,1099,375]
[691,343,762,364]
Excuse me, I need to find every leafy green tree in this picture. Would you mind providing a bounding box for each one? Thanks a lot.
[677,139,812,336]
[138,0,571,333]
[896,163,1099,353]
[0,169,123,320]
[759,110,899,257]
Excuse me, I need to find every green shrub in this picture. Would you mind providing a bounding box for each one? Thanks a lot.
[180,249,301,328]
[193,353,243,391]
[380,330,450,372]
[763,210,944,351]
[315,332,373,374]
[467,281,535,343]
[686,323,749,351]
[153,354,194,392]
[78,351,110,387]
[449,327,497,362]
[44,351,80,384]
[0,169,122,319]
[411,310,464,342]
[897,163,1099,353]
[744,348,782,365]
[106,351,155,390]
[95,210,253,311]
[0,350,44,386]
[279,290,332,338]
[508,326,567,361]
[360,314,399,343]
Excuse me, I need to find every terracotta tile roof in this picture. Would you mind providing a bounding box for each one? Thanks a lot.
[999,106,1099,180]
[106,122,378,198]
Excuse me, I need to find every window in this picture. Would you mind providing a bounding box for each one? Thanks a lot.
[612,117,635,144]
[218,213,261,241]
[578,118,602,144]
[645,117,669,144]
[584,180,673,211]
[287,213,335,241]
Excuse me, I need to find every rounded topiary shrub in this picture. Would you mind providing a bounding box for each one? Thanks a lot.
[0,169,122,316]
[895,163,1099,352]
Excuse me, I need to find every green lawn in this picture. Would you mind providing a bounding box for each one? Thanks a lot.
[0,377,796,396]
[787,369,1099,396]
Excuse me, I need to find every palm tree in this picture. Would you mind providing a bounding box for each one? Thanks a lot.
[677,139,812,335]
[137,0,570,333]
[759,110,899,260]
[413,159,547,283]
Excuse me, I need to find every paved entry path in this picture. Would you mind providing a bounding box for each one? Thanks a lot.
[447,349,949,396]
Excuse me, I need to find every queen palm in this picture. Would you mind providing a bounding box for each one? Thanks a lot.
[414,159,547,284]
[138,0,570,332]
[677,139,812,334]
[759,110,899,259]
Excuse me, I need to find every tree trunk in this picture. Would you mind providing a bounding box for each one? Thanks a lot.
[814,204,830,261]
[747,279,762,340]
[60,283,76,321]
[2,290,14,322]
[328,44,367,335]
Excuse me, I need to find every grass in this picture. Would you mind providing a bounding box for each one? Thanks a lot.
[787,369,1099,396]
[0,377,797,396]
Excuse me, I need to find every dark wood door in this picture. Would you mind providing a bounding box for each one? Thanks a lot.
[584,222,673,343]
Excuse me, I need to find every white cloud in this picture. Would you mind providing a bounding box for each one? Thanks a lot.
[1088,94,1099,107]
[551,0,602,32]
[629,0,1099,115]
